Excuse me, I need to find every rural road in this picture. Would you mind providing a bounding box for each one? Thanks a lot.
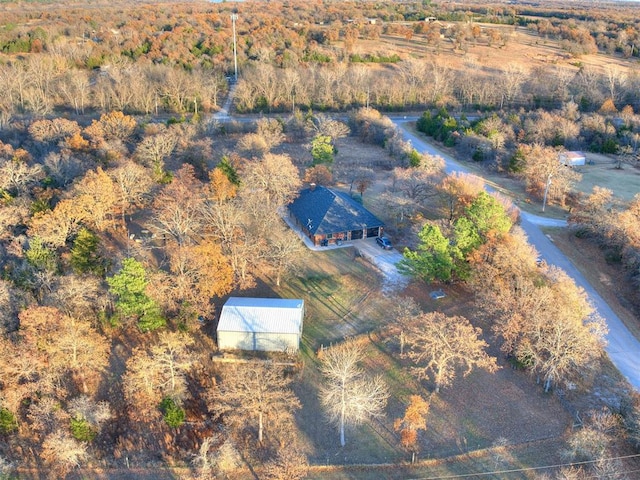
[395,120,640,391]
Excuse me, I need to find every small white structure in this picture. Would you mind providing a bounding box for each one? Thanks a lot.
[560,151,586,166]
[217,297,304,352]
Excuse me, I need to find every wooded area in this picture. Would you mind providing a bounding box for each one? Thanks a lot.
[1,0,640,479]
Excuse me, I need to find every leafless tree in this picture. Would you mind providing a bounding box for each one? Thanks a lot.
[319,339,389,447]
[44,151,87,187]
[207,362,301,445]
[123,332,195,414]
[518,143,581,209]
[566,409,621,461]
[256,118,286,150]
[41,429,88,478]
[404,312,499,393]
[19,306,110,394]
[110,160,154,225]
[263,446,309,480]
[68,395,112,434]
[499,63,528,109]
[0,159,44,197]
[242,153,302,210]
[73,167,119,232]
[0,278,23,334]
[262,227,306,287]
[151,164,206,246]
[57,70,90,115]
[43,274,102,320]
[135,131,178,181]
[311,113,350,140]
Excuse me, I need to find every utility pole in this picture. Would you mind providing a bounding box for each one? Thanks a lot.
[231,14,238,82]
[542,173,552,212]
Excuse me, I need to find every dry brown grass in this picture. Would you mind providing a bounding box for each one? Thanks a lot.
[368,23,635,80]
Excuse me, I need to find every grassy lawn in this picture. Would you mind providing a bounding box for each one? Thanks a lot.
[265,242,574,473]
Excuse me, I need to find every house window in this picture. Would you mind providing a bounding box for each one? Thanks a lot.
[326,233,333,239]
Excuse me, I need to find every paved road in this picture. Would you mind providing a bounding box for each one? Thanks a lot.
[396,120,640,391]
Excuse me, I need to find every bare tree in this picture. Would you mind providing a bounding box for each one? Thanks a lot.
[207,362,301,444]
[68,395,112,436]
[405,312,498,393]
[262,227,306,287]
[135,131,178,181]
[319,339,389,447]
[0,158,44,197]
[151,164,206,246]
[263,447,309,480]
[41,430,88,478]
[19,306,110,394]
[499,63,528,109]
[0,279,22,334]
[123,332,195,415]
[311,113,350,140]
[566,409,622,462]
[73,167,119,232]
[242,153,301,210]
[518,143,581,209]
[256,117,286,150]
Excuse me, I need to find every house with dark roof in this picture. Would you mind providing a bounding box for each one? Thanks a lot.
[287,184,384,246]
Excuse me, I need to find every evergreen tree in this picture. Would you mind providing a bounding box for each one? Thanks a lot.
[398,224,454,283]
[107,258,165,331]
[70,228,107,276]
[311,135,335,165]
[217,156,240,186]
[25,237,58,273]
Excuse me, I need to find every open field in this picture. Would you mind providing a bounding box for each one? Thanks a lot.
[573,158,640,203]
[368,24,636,81]
[266,247,575,471]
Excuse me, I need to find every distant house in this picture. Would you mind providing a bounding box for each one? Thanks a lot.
[288,184,384,246]
[559,151,586,166]
[217,297,304,353]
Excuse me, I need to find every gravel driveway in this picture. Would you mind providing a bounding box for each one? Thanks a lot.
[353,238,408,294]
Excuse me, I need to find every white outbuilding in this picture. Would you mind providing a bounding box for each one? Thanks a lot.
[216,297,304,353]
[559,151,586,166]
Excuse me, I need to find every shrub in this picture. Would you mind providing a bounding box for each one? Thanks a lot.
[159,398,185,428]
[0,408,17,434]
[70,416,97,442]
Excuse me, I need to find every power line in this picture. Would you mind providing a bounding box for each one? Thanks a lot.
[406,453,640,480]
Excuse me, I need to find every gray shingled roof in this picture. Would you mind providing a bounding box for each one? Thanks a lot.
[288,185,383,235]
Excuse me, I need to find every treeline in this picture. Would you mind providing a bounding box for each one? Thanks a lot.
[234,58,640,114]
[1,1,640,119]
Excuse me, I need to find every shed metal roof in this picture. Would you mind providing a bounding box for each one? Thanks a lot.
[217,297,304,335]
[288,185,383,235]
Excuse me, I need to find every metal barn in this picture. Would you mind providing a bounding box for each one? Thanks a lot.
[216,297,304,353]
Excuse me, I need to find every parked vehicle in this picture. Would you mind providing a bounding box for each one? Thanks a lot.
[376,236,392,249]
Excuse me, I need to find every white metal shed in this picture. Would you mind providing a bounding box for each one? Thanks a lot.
[559,151,586,166]
[217,297,304,352]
